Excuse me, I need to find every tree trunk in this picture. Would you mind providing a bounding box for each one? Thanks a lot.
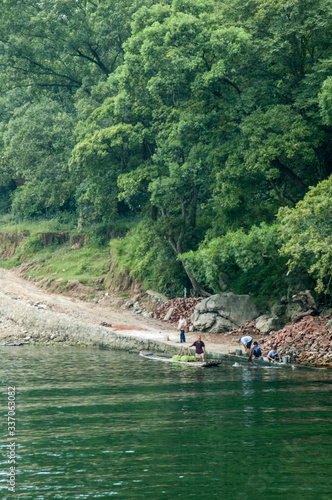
[181,261,210,297]
[165,200,210,297]
[189,186,198,229]
[151,205,158,221]
[272,159,307,190]
[314,145,332,179]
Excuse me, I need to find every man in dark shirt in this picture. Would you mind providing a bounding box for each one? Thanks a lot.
[190,336,206,362]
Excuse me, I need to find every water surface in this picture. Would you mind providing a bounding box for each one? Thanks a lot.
[0,347,331,499]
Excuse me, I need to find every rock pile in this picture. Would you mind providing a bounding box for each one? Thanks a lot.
[224,320,260,339]
[154,293,259,333]
[259,315,332,367]
[226,315,332,367]
[153,298,202,326]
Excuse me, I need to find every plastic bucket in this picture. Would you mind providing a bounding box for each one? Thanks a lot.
[282,356,289,364]
[235,349,242,356]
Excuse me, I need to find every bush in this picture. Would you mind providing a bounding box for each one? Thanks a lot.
[182,222,289,304]
[22,234,44,255]
[278,176,332,294]
[110,219,187,296]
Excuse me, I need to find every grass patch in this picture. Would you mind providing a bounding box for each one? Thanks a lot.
[0,256,23,269]
[20,244,111,288]
[0,214,77,234]
[0,216,137,292]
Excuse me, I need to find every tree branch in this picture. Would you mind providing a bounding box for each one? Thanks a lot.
[272,159,307,190]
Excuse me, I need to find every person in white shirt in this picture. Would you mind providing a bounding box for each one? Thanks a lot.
[177,315,187,343]
[238,335,253,353]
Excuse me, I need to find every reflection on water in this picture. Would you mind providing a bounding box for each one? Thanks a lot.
[0,346,331,499]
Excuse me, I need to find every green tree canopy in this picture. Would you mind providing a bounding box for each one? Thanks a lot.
[0,0,332,300]
[2,98,76,217]
[279,175,332,294]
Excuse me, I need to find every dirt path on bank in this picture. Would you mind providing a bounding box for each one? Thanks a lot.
[0,268,238,355]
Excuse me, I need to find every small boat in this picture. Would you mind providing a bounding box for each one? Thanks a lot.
[139,352,222,367]
[0,342,30,347]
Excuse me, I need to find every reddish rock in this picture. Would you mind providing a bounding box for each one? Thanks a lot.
[153,297,203,326]
[155,299,332,368]
[252,314,332,368]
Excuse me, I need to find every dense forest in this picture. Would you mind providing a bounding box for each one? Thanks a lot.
[0,0,331,304]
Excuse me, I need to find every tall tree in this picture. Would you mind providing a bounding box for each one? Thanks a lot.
[0,0,150,96]
[2,97,76,217]
[279,176,332,294]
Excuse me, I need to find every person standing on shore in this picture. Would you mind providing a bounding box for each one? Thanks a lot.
[177,315,187,343]
[190,336,206,362]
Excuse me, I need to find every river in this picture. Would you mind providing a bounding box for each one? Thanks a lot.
[0,346,331,499]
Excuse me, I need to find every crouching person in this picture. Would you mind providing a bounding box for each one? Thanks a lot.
[248,341,263,362]
[267,346,282,362]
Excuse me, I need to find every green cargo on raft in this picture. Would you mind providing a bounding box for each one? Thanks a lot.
[172,355,196,362]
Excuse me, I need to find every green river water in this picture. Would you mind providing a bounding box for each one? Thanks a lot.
[0,346,331,500]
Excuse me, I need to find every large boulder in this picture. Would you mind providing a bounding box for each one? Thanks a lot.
[191,312,217,331]
[271,299,287,320]
[146,290,168,304]
[163,307,174,321]
[255,315,283,334]
[209,316,234,334]
[191,293,258,333]
[291,290,318,323]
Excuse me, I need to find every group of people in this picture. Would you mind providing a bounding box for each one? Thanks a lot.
[177,315,206,362]
[238,335,282,362]
[177,316,283,364]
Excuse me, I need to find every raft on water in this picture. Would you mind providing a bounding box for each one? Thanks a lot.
[139,352,222,367]
[0,342,30,346]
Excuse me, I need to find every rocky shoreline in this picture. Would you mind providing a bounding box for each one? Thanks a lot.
[1,268,331,368]
[153,297,332,369]
[259,315,332,368]
[0,316,90,347]
[219,316,332,368]
[0,292,179,354]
